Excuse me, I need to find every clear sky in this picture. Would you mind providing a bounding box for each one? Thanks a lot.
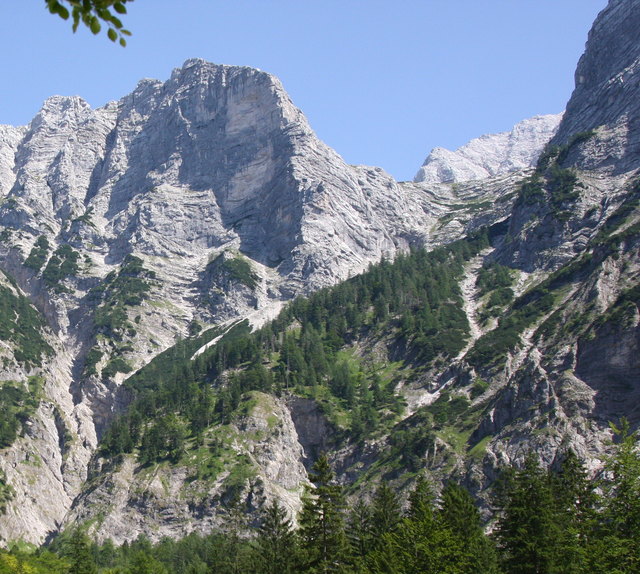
[1,1,606,181]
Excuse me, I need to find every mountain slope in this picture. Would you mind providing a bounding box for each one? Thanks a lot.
[0,0,639,548]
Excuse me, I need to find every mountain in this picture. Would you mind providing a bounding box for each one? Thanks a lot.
[0,59,512,544]
[414,113,563,184]
[0,0,638,549]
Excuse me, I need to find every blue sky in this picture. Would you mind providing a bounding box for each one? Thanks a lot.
[1,1,606,181]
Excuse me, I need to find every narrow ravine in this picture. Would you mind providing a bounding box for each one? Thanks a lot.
[456,250,492,360]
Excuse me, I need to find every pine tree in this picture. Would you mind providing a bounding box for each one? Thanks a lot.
[66,530,98,574]
[253,499,298,574]
[494,455,560,574]
[298,454,349,573]
[550,450,597,573]
[588,420,640,572]
[439,482,499,574]
[347,500,373,562]
[369,481,402,543]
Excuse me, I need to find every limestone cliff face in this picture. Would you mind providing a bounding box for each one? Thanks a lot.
[414,114,562,184]
[0,0,639,547]
[552,0,640,173]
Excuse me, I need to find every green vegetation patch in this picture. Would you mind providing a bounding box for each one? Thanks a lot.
[90,255,156,341]
[23,235,50,272]
[0,469,14,515]
[218,255,259,290]
[0,278,52,368]
[0,378,43,449]
[468,252,596,367]
[98,230,494,462]
[42,244,81,293]
[516,131,595,220]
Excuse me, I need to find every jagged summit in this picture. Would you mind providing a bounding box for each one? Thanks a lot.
[552,0,640,172]
[414,113,563,184]
[0,0,639,549]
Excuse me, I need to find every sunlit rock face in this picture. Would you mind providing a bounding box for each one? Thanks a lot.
[414,114,562,184]
[551,0,640,173]
[1,0,639,547]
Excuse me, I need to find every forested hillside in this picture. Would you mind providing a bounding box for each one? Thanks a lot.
[2,424,639,572]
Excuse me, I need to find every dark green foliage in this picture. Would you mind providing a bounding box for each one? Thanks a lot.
[298,454,349,572]
[0,381,41,449]
[366,477,479,573]
[101,356,132,380]
[42,244,81,292]
[24,235,50,271]
[369,481,402,543]
[427,392,470,425]
[468,252,596,367]
[46,0,133,46]
[138,414,186,463]
[62,529,98,574]
[0,279,52,368]
[91,255,155,341]
[494,456,560,574]
[98,232,491,463]
[476,263,513,296]
[23,438,640,573]
[494,451,603,574]
[0,469,14,515]
[440,482,500,573]
[82,348,103,377]
[252,500,299,574]
[516,131,594,218]
[215,254,259,290]
[516,174,545,206]
[588,421,640,572]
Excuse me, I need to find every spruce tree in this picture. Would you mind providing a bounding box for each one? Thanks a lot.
[298,454,349,573]
[439,482,499,574]
[588,420,640,572]
[253,499,298,574]
[369,481,402,543]
[66,529,98,574]
[494,455,559,574]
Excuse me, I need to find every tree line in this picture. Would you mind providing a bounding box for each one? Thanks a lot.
[2,421,639,573]
[99,229,491,463]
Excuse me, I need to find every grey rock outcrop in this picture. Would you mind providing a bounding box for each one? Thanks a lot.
[0,0,639,548]
[414,114,562,184]
[552,0,640,173]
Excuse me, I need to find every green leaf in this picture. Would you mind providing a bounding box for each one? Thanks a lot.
[90,17,101,35]
[107,28,117,42]
[113,2,127,15]
[46,0,60,15]
[109,15,123,29]
[57,5,70,20]
[119,37,127,47]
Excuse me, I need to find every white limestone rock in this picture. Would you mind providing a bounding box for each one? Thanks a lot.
[414,114,562,184]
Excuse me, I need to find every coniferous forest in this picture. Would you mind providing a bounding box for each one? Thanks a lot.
[1,420,639,573]
[0,222,635,573]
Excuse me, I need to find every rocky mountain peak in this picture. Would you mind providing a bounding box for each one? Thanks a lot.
[552,0,640,172]
[414,113,562,184]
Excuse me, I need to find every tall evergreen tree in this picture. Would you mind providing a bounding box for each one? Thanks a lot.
[588,420,640,573]
[439,482,499,574]
[253,499,299,574]
[494,455,560,574]
[298,454,349,573]
[369,481,402,543]
[66,530,98,574]
[550,450,597,573]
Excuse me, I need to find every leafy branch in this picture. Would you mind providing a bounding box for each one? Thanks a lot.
[45,0,133,46]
